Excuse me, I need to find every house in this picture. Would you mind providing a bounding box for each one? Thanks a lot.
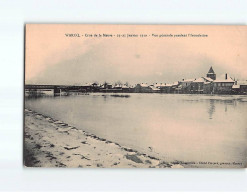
[176,79,195,93]
[99,82,119,92]
[114,84,122,90]
[134,83,152,93]
[134,83,153,93]
[232,80,247,94]
[160,82,180,93]
[159,83,171,93]
[81,83,93,92]
[122,84,131,92]
[128,85,135,93]
[191,77,213,94]
[149,85,161,93]
[104,83,113,89]
[213,74,235,94]
[153,83,166,89]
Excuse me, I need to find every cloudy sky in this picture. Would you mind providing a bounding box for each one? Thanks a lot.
[25,24,247,85]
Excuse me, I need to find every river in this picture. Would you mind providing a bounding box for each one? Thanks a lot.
[25,93,247,167]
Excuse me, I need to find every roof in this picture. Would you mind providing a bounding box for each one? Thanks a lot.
[149,86,160,91]
[205,77,214,82]
[235,81,247,86]
[154,83,166,87]
[139,83,149,87]
[114,84,122,88]
[165,83,173,87]
[208,66,215,74]
[172,81,179,86]
[232,85,240,89]
[214,74,234,83]
[193,77,213,83]
[122,85,129,88]
[182,78,195,82]
[193,77,205,83]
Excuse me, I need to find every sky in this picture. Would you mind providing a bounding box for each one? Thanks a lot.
[25,24,247,85]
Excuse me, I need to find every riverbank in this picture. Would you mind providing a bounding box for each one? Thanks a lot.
[24,109,184,168]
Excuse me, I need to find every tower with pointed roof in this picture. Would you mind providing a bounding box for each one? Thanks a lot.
[206,66,216,80]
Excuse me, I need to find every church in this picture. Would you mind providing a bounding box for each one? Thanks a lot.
[206,66,216,80]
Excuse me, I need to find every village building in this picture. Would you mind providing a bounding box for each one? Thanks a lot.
[189,67,218,94]
[159,83,171,93]
[190,77,213,94]
[134,83,150,93]
[99,82,118,92]
[112,84,131,92]
[114,84,122,90]
[81,83,93,91]
[175,79,195,94]
[121,84,129,92]
[80,83,100,92]
[232,80,247,95]
[206,66,216,80]
[128,85,135,93]
[104,83,113,89]
[160,82,179,93]
[213,74,235,94]
[134,83,159,93]
[153,83,167,89]
[149,85,161,93]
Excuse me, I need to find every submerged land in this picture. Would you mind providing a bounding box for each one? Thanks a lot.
[24,109,184,168]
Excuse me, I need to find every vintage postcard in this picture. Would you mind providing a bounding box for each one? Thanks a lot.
[24,24,247,168]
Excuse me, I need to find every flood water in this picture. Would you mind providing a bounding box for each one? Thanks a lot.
[25,93,247,167]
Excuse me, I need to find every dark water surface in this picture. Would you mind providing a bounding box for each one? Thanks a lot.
[25,93,247,166]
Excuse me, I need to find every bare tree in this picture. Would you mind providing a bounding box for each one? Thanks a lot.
[115,81,122,86]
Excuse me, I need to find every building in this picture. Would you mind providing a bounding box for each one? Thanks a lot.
[153,83,166,89]
[213,74,235,94]
[191,77,213,94]
[207,66,216,80]
[134,83,152,93]
[159,82,179,93]
[134,83,161,93]
[176,79,195,93]
[149,85,161,93]
[232,81,247,95]
[122,84,131,92]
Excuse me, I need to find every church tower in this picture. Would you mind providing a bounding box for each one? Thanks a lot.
[207,66,216,80]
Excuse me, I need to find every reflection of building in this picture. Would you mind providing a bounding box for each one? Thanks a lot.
[213,74,234,94]
[208,99,216,119]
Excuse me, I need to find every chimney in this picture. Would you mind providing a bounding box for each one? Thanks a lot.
[225,73,228,80]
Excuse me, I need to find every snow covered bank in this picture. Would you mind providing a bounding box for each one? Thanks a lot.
[24,109,184,168]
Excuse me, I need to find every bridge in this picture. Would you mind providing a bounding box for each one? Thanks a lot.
[25,84,90,96]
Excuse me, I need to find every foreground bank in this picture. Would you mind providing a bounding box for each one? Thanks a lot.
[24,109,184,168]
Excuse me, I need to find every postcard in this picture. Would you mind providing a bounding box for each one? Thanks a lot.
[24,24,247,168]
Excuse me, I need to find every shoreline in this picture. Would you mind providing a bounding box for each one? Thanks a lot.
[24,108,185,168]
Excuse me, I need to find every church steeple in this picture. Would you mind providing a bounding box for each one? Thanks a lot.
[207,66,216,80]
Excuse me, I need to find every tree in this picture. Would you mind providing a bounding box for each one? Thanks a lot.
[115,81,122,87]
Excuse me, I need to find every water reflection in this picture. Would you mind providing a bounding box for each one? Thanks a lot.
[208,99,215,119]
